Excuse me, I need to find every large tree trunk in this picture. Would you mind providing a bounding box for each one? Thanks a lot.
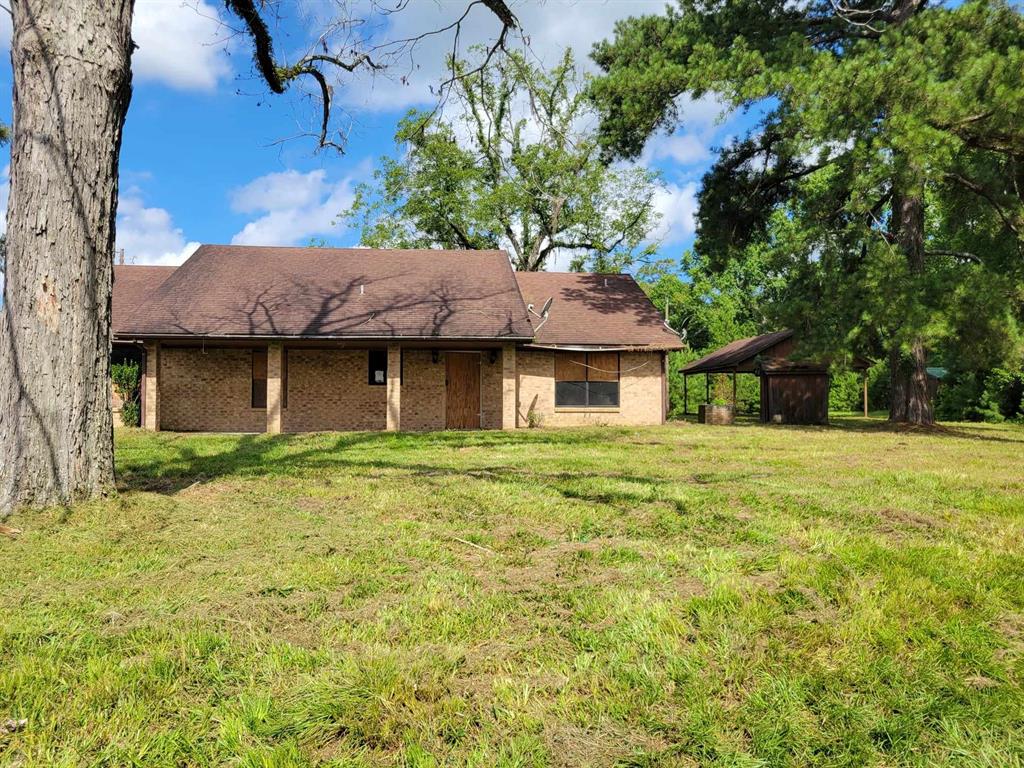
[0,0,134,518]
[888,189,934,425]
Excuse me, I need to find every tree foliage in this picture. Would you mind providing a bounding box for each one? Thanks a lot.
[343,50,662,271]
[111,361,141,427]
[591,0,1024,423]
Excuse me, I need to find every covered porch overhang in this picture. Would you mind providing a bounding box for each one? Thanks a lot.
[120,334,524,434]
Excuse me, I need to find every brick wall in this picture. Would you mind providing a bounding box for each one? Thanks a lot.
[480,350,504,429]
[284,349,386,432]
[160,347,265,432]
[516,349,665,427]
[151,343,661,433]
[401,349,446,431]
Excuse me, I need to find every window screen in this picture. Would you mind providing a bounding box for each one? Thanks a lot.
[252,348,268,409]
[368,349,387,385]
[554,351,619,407]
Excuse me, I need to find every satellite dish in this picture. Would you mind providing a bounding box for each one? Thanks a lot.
[540,297,553,317]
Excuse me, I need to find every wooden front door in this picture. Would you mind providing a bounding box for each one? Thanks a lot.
[446,352,481,429]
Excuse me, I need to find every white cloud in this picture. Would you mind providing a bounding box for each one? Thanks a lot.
[644,133,711,167]
[230,167,366,246]
[0,1,232,91]
[652,181,699,245]
[132,0,233,91]
[325,0,668,113]
[116,187,200,266]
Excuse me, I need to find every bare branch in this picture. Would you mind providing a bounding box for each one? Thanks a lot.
[224,0,519,152]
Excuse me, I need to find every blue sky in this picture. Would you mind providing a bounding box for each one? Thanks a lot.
[0,0,743,271]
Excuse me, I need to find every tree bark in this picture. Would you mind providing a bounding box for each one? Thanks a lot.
[0,0,134,517]
[888,189,935,425]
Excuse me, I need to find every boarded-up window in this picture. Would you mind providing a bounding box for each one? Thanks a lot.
[554,351,619,407]
[252,348,267,408]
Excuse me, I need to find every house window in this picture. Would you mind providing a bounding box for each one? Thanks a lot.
[368,349,387,385]
[554,351,619,408]
[252,348,268,408]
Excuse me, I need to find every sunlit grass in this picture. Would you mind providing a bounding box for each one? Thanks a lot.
[2,417,1023,766]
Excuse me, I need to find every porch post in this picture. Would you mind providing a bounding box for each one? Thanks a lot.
[502,343,517,429]
[267,342,283,434]
[386,343,401,431]
[143,341,160,431]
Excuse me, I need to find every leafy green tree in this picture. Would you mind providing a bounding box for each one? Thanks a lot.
[344,50,662,271]
[639,251,779,414]
[590,0,1024,424]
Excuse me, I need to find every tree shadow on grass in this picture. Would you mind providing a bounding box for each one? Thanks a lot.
[826,417,1024,444]
[676,414,1024,445]
[116,427,630,494]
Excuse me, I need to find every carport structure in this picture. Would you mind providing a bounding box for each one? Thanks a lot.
[681,330,868,425]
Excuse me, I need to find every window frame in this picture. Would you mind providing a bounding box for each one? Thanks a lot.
[554,351,620,409]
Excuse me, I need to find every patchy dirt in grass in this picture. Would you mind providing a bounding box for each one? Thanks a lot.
[874,506,943,536]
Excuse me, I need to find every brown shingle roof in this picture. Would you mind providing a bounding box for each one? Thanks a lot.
[513,272,684,350]
[117,245,534,340]
[680,330,794,374]
[112,265,177,335]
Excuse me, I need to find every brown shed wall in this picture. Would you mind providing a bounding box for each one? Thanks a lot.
[760,372,829,425]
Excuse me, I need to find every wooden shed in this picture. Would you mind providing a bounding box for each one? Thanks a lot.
[757,360,830,425]
[680,330,860,425]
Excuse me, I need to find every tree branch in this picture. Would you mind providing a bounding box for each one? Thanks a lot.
[946,172,1021,236]
[225,0,519,152]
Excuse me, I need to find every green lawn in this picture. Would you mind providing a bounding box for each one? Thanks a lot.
[2,419,1024,767]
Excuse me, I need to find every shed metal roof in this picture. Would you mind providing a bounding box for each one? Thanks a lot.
[680,330,794,374]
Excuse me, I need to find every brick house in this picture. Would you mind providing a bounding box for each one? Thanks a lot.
[112,245,684,432]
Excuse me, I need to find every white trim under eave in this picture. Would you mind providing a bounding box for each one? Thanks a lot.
[521,343,682,352]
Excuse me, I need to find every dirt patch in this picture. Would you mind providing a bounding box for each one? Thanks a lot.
[875,507,941,536]
[486,538,636,595]
[544,721,673,768]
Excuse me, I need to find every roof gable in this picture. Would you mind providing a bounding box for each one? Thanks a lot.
[513,272,684,350]
[118,245,534,340]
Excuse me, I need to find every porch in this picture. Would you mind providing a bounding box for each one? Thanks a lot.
[141,341,517,433]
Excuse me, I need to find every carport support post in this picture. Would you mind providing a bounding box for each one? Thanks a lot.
[267,342,283,434]
[683,374,688,415]
[705,373,710,404]
[386,344,401,431]
[143,341,160,431]
[732,371,737,408]
[863,373,869,418]
[501,343,517,429]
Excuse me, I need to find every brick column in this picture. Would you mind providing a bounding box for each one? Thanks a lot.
[502,343,517,430]
[386,344,401,431]
[267,342,283,434]
[143,341,160,431]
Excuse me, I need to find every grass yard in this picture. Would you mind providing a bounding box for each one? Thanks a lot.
[2,418,1024,767]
